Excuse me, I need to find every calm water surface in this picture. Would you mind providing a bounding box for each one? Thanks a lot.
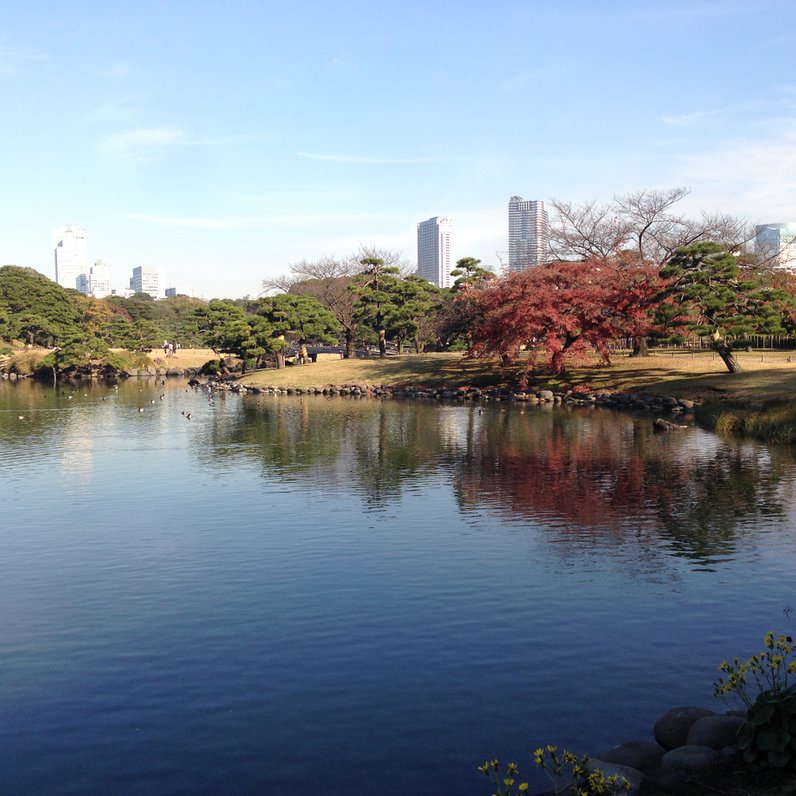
[0,379,794,795]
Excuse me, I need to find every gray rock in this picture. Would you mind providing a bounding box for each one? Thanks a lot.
[661,744,718,770]
[537,389,554,401]
[593,740,662,773]
[686,714,745,749]
[640,765,689,794]
[654,706,714,750]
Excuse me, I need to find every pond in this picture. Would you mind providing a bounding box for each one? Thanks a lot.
[0,378,794,794]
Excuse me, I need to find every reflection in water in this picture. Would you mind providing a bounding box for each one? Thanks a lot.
[452,409,788,568]
[193,393,792,568]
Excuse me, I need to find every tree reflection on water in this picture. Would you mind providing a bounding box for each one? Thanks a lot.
[196,395,793,568]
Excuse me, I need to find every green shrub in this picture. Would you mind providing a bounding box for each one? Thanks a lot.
[714,632,796,770]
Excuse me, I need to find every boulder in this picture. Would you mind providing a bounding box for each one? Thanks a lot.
[654,706,714,749]
[640,765,690,794]
[593,740,662,773]
[537,389,554,401]
[660,744,718,770]
[686,713,745,750]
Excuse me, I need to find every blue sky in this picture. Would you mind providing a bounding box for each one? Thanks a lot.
[2,0,795,298]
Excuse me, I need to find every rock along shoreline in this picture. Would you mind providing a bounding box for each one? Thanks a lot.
[229,380,699,416]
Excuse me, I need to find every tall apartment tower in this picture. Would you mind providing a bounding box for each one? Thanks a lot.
[131,266,161,299]
[88,260,113,298]
[508,197,548,271]
[54,224,87,290]
[417,216,454,288]
[755,223,796,269]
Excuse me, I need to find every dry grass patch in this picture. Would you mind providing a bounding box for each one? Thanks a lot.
[239,352,507,389]
[238,350,796,400]
[143,348,218,370]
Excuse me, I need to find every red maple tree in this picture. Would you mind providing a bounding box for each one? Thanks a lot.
[468,258,666,374]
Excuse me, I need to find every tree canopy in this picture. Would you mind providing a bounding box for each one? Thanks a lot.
[659,242,789,372]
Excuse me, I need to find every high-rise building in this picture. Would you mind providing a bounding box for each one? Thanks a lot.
[755,223,796,269]
[165,286,193,298]
[54,224,87,289]
[508,197,548,271]
[417,216,454,288]
[131,266,161,299]
[88,260,113,298]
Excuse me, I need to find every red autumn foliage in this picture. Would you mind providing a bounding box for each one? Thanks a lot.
[468,258,666,373]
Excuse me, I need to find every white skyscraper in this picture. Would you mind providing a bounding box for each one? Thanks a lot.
[88,260,113,298]
[131,266,161,299]
[755,223,796,269]
[54,224,87,290]
[417,216,454,288]
[508,197,548,271]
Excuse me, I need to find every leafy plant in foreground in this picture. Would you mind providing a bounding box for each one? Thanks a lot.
[714,632,796,769]
[478,746,631,795]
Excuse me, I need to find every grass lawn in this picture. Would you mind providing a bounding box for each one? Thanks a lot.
[237,349,796,401]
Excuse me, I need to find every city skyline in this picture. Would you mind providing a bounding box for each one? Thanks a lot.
[2,1,796,298]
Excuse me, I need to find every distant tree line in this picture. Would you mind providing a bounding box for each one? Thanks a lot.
[3,187,796,377]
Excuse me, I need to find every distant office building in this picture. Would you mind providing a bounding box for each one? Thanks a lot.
[88,260,112,298]
[131,266,161,299]
[54,224,87,290]
[165,286,192,298]
[755,223,796,269]
[508,197,548,271]
[417,216,454,288]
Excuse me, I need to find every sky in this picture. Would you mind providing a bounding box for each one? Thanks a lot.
[1,0,795,299]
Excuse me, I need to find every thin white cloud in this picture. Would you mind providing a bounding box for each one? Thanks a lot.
[499,66,559,93]
[662,110,717,127]
[297,151,441,165]
[97,128,262,160]
[326,55,350,69]
[97,127,189,159]
[675,120,796,219]
[0,44,49,75]
[102,61,133,79]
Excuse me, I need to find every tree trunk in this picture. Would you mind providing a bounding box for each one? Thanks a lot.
[299,342,309,364]
[631,336,649,357]
[275,352,286,369]
[344,330,356,359]
[714,341,742,373]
